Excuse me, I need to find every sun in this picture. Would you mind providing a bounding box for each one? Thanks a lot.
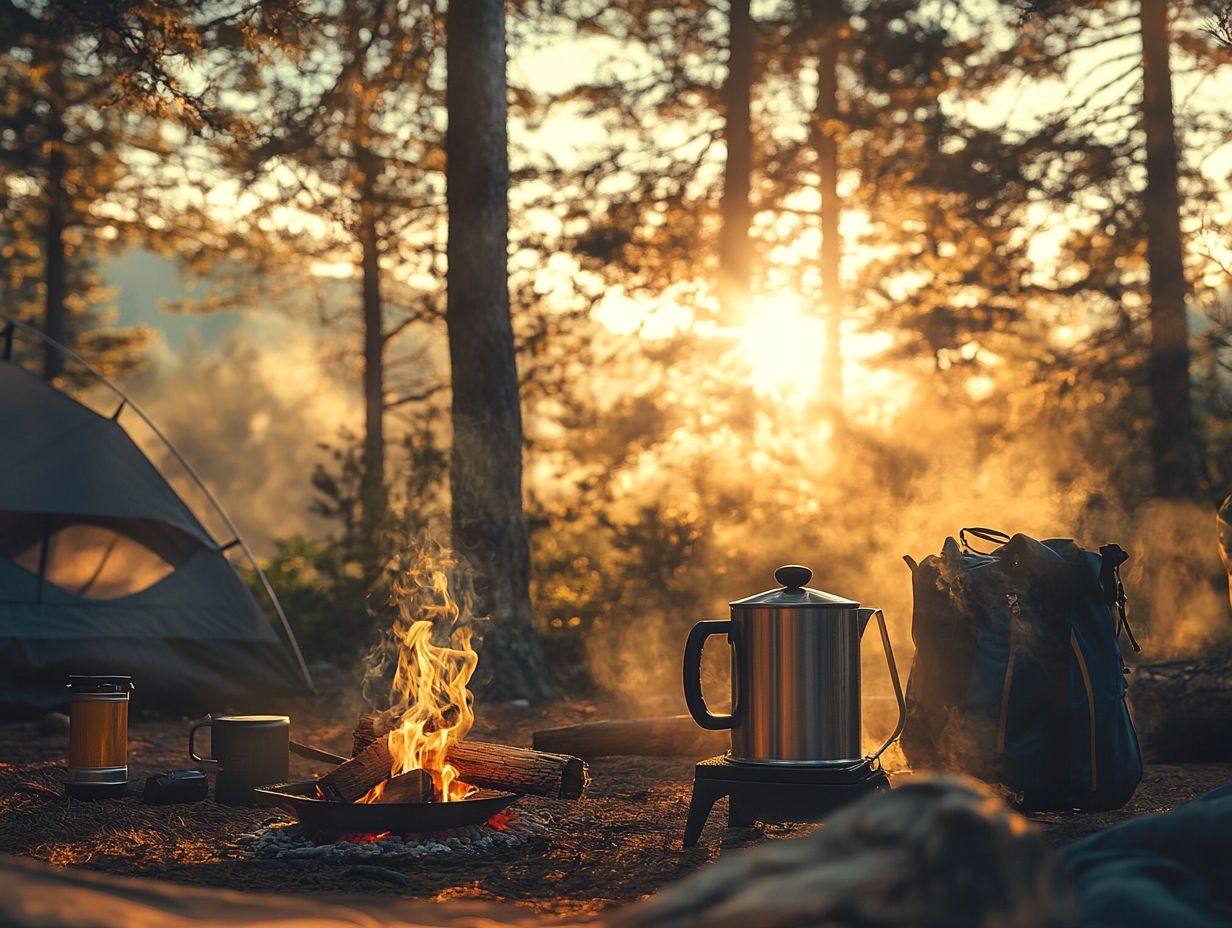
[736,294,828,402]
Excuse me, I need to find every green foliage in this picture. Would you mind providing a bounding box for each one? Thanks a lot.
[311,423,449,570]
[530,499,709,694]
[245,534,375,663]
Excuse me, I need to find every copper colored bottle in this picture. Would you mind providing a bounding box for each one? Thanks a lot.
[66,676,133,799]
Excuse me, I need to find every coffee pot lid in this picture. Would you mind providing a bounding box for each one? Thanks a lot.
[730,565,858,608]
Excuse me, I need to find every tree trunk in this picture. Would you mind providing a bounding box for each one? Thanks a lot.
[716,0,753,324]
[445,0,557,701]
[42,49,67,382]
[357,147,387,554]
[1140,0,1194,498]
[814,1,844,410]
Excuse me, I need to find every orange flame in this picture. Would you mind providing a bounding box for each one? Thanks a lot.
[359,558,480,804]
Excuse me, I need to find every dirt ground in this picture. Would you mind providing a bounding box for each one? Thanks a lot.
[1,695,1229,921]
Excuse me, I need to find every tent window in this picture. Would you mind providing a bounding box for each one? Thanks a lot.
[0,512,203,600]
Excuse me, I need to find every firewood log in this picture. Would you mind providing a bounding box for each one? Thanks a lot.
[446,740,589,799]
[1130,657,1232,761]
[372,769,434,804]
[351,714,589,800]
[532,716,730,759]
[352,715,380,758]
[318,739,394,803]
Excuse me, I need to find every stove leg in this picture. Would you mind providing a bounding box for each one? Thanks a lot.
[728,794,756,828]
[683,781,725,848]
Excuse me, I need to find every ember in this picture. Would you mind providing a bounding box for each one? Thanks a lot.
[487,810,514,831]
[339,831,392,844]
[240,811,550,861]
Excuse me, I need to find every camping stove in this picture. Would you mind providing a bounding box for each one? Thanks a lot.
[684,755,889,847]
[681,565,905,847]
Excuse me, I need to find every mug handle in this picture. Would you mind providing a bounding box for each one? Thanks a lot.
[188,719,219,765]
[683,619,735,730]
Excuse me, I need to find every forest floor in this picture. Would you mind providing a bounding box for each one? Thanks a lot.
[0,694,1229,921]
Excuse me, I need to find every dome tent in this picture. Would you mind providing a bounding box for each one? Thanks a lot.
[0,321,313,718]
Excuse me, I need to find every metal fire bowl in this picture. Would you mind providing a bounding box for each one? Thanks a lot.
[254,780,519,839]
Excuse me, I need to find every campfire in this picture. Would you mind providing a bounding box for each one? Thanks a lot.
[326,613,480,806]
[272,554,589,842]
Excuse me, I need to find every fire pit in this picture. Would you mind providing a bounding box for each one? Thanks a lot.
[255,779,519,839]
[239,808,550,861]
[256,559,588,848]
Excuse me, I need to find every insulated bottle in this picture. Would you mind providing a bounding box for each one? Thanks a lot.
[66,675,133,799]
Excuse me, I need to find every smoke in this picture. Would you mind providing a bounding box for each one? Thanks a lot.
[361,536,485,714]
[1119,500,1230,657]
[576,389,1232,724]
[102,313,359,554]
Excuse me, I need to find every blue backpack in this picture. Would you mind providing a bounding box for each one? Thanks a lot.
[902,528,1142,811]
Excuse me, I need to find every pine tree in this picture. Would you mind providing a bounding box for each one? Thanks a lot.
[0,0,311,382]
[171,0,448,560]
[0,25,152,382]
[447,0,558,700]
[1008,0,1232,499]
[1141,0,1194,497]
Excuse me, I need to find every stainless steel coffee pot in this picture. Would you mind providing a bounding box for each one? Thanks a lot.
[684,565,905,766]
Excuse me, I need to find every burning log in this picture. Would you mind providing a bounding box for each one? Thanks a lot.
[533,716,730,759]
[318,739,396,803]
[352,714,589,800]
[1130,657,1232,762]
[371,769,435,804]
[352,714,383,758]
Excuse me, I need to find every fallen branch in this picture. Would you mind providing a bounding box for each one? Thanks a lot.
[533,716,729,759]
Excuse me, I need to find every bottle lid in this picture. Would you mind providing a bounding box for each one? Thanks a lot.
[67,675,134,693]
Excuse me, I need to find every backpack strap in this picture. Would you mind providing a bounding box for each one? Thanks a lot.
[960,526,1012,554]
[1099,543,1140,653]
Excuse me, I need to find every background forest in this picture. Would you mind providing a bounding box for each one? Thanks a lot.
[4,0,1232,710]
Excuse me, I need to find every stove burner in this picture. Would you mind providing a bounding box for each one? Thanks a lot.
[684,755,890,847]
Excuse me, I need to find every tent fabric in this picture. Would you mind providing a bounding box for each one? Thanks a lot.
[0,361,307,718]
[0,363,215,547]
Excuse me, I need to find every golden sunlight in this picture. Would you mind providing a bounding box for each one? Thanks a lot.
[736,294,828,401]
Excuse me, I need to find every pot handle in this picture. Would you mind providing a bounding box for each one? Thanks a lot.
[858,608,906,762]
[188,718,218,765]
[683,619,734,730]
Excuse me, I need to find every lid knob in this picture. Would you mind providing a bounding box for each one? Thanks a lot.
[774,565,812,589]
